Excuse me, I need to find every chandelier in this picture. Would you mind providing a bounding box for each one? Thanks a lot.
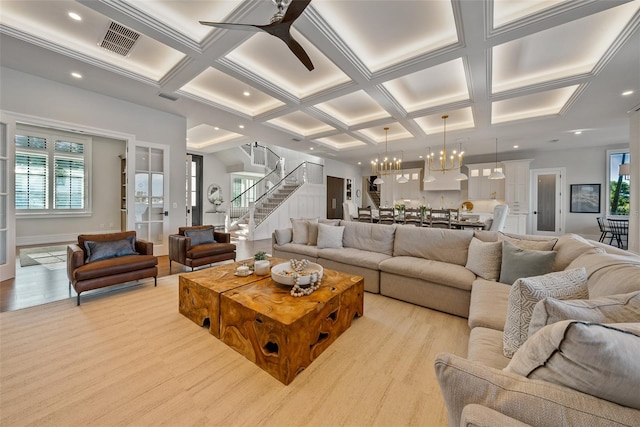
[424,115,467,182]
[371,127,400,185]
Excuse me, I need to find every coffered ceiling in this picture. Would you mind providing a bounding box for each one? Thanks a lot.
[1,0,639,167]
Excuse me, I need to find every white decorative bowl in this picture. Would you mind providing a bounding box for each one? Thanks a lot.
[271,262,323,287]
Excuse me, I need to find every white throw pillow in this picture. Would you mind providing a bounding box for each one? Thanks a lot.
[317,223,345,249]
[503,268,588,358]
[274,228,292,245]
[528,290,640,337]
[465,237,502,281]
[290,218,318,245]
[505,320,640,410]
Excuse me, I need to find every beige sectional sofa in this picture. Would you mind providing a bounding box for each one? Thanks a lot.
[273,219,640,426]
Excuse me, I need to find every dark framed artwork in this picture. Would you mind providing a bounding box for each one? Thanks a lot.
[570,184,601,213]
[346,179,352,200]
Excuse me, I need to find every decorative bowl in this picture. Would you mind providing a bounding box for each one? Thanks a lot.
[271,262,323,287]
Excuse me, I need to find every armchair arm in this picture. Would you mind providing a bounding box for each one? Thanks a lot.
[135,238,154,255]
[169,234,190,265]
[434,353,639,426]
[214,231,231,244]
[67,244,85,282]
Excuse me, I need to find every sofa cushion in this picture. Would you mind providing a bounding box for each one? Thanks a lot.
[74,254,157,281]
[528,291,640,336]
[186,242,236,259]
[468,327,511,370]
[566,251,640,298]
[85,236,137,263]
[505,321,640,410]
[274,228,293,245]
[503,268,588,357]
[379,256,476,291]
[291,218,318,245]
[272,242,320,259]
[317,223,344,249]
[393,226,474,266]
[319,247,391,270]
[184,227,215,246]
[499,233,557,251]
[468,280,510,330]
[465,238,502,281]
[342,221,396,255]
[552,233,596,271]
[499,241,557,285]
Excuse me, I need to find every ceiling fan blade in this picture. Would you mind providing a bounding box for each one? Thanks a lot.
[281,0,312,24]
[281,34,314,71]
[199,21,263,32]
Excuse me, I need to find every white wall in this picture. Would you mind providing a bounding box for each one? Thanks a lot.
[629,109,639,254]
[1,67,187,246]
[530,145,628,240]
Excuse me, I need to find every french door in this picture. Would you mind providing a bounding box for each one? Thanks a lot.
[0,120,15,281]
[131,142,170,255]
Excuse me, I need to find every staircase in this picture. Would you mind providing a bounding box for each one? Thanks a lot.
[252,180,299,224]
[368,190,381,209]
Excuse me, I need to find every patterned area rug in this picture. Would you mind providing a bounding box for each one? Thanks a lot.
[19,245,67,270]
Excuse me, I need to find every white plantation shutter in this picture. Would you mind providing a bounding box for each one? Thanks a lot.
[15,127,90,214]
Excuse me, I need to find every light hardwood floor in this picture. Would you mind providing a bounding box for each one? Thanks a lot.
[0,272,468,426]
[0,238,272,312]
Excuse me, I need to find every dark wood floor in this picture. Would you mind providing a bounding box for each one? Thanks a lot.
[0,238,272,313]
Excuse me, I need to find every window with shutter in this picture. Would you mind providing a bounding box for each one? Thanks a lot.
[15,125,91,216]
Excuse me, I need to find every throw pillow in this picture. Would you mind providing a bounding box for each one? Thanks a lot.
[505,320,640,410]
[184,227,215,246]
[290,218,318,245]
[85,236,137,263]
[502,267,588,358]
[499,233,557,251]
[499,241,557,285]
[317,223,345,249]
[528,290,640,337]
[308,219,338,245]
[274,228,293,245]
[465,237,502,281]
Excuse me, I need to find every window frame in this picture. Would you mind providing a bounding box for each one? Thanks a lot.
[15,125,92,218]
[605,148,630,217]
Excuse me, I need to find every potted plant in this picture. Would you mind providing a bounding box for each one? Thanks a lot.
[253,251,270,275]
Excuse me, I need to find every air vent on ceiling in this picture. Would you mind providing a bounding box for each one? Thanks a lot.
[99,22,140,56]
[158,93,179,101]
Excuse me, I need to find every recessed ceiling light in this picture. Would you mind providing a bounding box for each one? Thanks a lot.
[214,127,219,130]
[238,125,245,129]
[622,90,634,96]
[68,12,82,21]
[309,147,314,150]
[357,161,362,165]
[419,155,423,159]
[574,131,582,135]
[243,91,250,97]
[71,72,82,79]
[513,145,519,149]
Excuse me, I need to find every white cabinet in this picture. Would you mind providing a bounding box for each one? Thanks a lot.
[466,162,504,200]
[503,160,532,213]
[421,161,461,191]
[503,214,527,234]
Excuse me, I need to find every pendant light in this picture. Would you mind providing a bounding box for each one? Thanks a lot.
[488,138,505,180]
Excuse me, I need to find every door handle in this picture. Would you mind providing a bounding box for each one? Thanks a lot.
[164,211,169,216]
[533,211,538,214]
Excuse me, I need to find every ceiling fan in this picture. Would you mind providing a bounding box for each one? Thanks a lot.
[200,0,314,71]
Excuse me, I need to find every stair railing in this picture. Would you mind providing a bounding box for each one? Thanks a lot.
[243,161,323,234]
[228,168,281,222]
[243,142,281,171]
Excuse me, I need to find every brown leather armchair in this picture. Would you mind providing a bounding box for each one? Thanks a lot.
[67,231,158,305]
[168,225,236,272]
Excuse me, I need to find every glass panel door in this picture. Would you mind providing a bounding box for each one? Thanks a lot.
[531,169,564,235]
[0,121,15,281]
[134,144,168,255]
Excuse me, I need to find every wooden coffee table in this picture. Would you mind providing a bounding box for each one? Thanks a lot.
[219,268,364,385]
[178,259,287,337]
